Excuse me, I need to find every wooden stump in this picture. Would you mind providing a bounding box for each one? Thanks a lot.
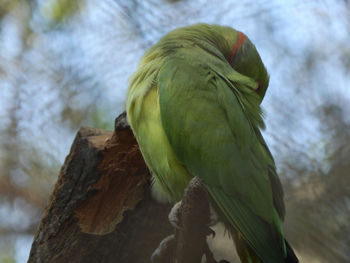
[28,113,172,263]
[28,112,230,263]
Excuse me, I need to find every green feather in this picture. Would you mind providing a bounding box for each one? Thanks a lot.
[127,23,288,263]
[158,57,285,262]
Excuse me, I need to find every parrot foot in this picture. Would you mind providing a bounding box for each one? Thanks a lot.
[208,203,218,226]
[168,201,218,229]
[168,201,182,229]
[150,234,176,263]
[153,177,232,263]
[206,227,216,238]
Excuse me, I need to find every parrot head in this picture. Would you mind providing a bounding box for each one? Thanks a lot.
[215,26,270,100]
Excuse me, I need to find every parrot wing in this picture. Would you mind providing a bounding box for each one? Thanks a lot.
[158,55,286,263]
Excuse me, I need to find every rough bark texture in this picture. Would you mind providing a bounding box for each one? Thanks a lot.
[28,113,173,263]
[28,112,228,263]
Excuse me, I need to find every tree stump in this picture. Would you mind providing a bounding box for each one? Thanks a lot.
[28,112,230,263]
[28,113,173,263]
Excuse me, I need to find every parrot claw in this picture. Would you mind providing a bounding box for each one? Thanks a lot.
[206,227,216,238]
[169,201,217,230]
[168,201,182,229]
[208,203,218,226]
[151,234,176,263]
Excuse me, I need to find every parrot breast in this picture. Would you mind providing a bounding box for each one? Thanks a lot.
[127,85,191,203]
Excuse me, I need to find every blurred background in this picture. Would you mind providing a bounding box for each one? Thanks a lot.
[0,0,349,262]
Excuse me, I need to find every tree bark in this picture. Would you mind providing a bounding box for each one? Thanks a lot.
[28,112,229,263]
[28,113,172,263]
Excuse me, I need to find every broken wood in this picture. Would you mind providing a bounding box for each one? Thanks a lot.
[28,112,232,263]
[28,113,172,263]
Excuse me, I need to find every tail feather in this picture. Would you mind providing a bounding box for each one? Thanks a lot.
[284,240,299,263]
[234,231,299,263]
[233,230,261,263]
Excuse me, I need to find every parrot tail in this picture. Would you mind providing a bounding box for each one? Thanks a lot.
[284,239,299,263]
[233,231,299,263]
[234,233,261,263]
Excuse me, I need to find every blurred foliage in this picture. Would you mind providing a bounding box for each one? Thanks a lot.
[40,0,81,24]
[283,103,350,262]
[0,0,349,262]
[0,0,16,20]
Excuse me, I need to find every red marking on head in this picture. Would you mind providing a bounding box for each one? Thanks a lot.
[229,32,246,63]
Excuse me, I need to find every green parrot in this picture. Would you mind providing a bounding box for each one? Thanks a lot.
[126,24,298,263]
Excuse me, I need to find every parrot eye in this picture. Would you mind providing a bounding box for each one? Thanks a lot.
[256,81,262,93]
